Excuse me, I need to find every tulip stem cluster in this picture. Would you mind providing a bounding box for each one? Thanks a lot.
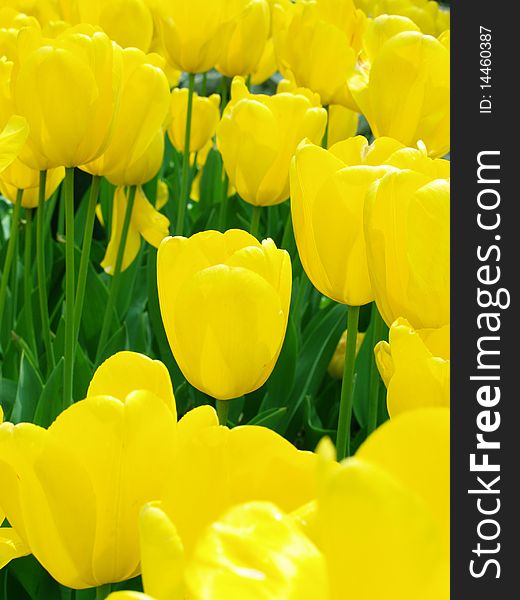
[96,185,137,364]
[176,73,196,235]
[73,175,101,340]
[64,167,76,407]
[0,189,22,327]
[336,305,360,460]
[37,170,55,374]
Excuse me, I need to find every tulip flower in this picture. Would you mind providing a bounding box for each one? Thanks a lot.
[290,136,404,306]
[376,318,450,417]
[167,89,220,154]
[216,0,270,78]
[0,351,178,588]
[217,77,327,207]
[349,28,450,157]
[82,47,170,183]
[157,229,291,400]
[153,0,231,74]
[60,0,156,52]
[273,0,366,108]
[356,0,450,36]
[109,408,448,600]
[0,159,64,208]
[101,185,170,274]
[12,25,121,170]
[364,169,450,329]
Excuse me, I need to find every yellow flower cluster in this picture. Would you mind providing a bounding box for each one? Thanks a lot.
[0,0,450,597]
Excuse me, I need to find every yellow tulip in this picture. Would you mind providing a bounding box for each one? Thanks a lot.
[153,0,231,73]
[356,0,450,36]
[0,159,64,208]
[11,25,120,170]
[273,0,366,108]
[167,89,220,154]
[290,136,402,305]
[328,329,365,380]
[216,0,270,78]
[109,408,448,600]
[364,168,450,329]
[0,114,28,173]
[250,37,277,84]
[157,229,291,400]
[349,28,450,157]
[376,318,450,417]
[101,186,170,274]
[217,77,327,206]
[61,0,156,52]
[1,0,60,27]
[0,351,178,588]
[82,47,169,184]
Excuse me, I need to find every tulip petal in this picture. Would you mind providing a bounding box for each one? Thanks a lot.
[0,527,30,569]
[186,502,328,600]
[87,351,176,418]
[0,115,29,173]
[131,187,170,249]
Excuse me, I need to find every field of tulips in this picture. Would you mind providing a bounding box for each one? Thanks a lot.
[0,1,450,599]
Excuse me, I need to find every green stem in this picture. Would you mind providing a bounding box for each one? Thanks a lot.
[95,185,137,364]
[24,207,37,355]
[216,399,230,426]
[95,584,111,600]
[250,205,262,238]
[36,171,55,374]
[336,305,360,460]
[366,306,385,435]
[218,172,229,231]
[73,175,100,341]
[176,72,196,235]
[0,188,23,328]
[63,167,76,407]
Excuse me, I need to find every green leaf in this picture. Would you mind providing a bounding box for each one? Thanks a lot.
[248,407,287,429]
[11,353,43,423]
[33,358,64,428]
[303,395,335,450]
[8,555,61,600]
[0,377,17,420]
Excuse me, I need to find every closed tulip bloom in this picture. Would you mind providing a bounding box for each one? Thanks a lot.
[376,318,449,417]
[153,0,231,73]
[364,169,450,329]
[157,229,291,400]
[273,0,366,108]
[290,136,403,305]
[167,89,220,154]
[328,329,365,380]
[82,48,169,183]
[101,185,170,274]
[0,351,178,588]
[0,159,64,207]
[12,25,121,170]
[349,29,450,157]
[216,0,270,78]
[217,77,326,206]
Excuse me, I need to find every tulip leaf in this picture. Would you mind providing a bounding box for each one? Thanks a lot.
[11,353,43,423]
[33,358,64,428]
[248,407,288,429]
[303,395,335,449]
[96,323,127,365]
[8,555,61,600]
[352,314,376,428]
[0,377,16,420]
[281,303,347,437]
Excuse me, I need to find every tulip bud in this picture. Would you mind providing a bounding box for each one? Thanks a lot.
[364,169,450,329]
[82,47,169,184]
[167,88,220,154]
[349,29,450,157]
[375,318,450,417]
[12,26,121,170]
[217,77,326,207]
[290,136,402,306]
[154,0,232,73]
[157,229,292,400]
[0,159,64,208]
[273,0,366,108]
[216,0,270,78]
[328,329,365,380]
